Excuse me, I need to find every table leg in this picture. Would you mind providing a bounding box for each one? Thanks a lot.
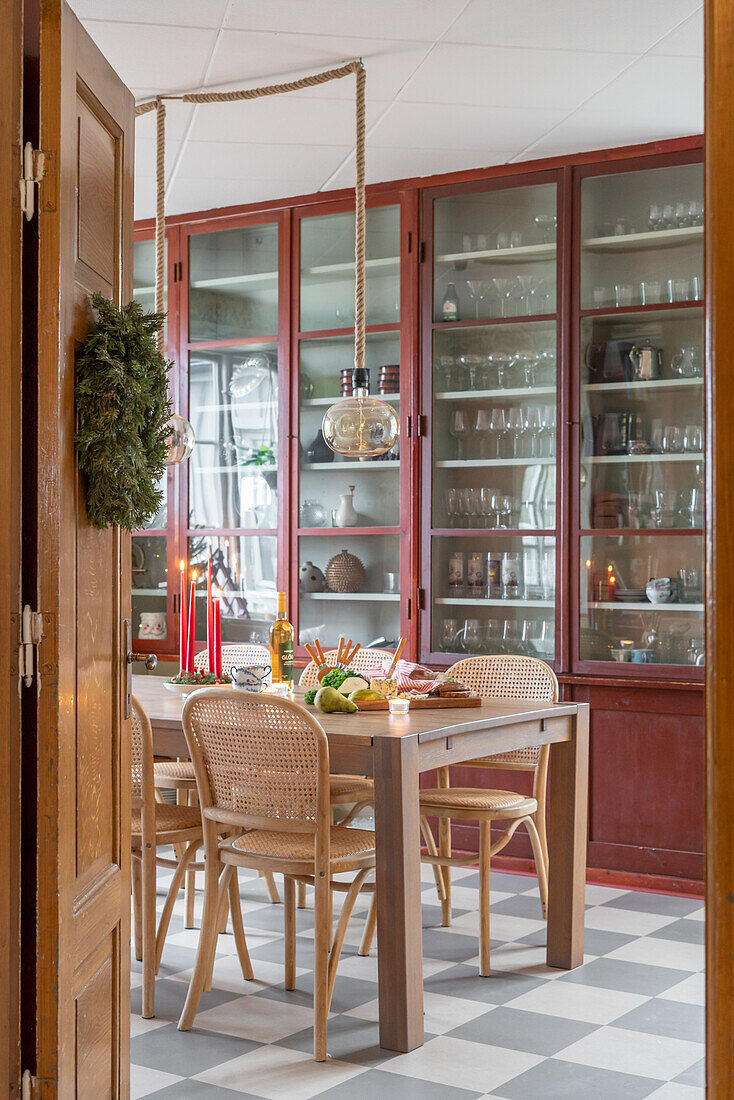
[373,735,424,1052]
[547,706,589,969]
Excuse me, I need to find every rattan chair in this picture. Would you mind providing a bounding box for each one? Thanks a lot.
[131,695,205,1018]
[153,644,281,915]
[177,688,375,1061]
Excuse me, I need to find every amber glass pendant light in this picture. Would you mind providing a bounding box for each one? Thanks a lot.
[322,368,399,457]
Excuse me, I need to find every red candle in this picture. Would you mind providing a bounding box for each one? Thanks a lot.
[207,558,214,674]
[179,560,187,674]
[186,570,197,674]
[214,587,222,678]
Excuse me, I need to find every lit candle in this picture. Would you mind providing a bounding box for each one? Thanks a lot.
[207,557,214,674]
[585,559,593,603]
[214,586,222,679]
[186,570,197,674]
[179,560,187,675]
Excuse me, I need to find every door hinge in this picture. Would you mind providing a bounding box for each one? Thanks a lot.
[416,414,427,437]
[21,1070,44,1100]
[418,241,426,263]
[19,143,46,221]
[19,604,45,692]
[417,588,426,611]
[406,597,412,620]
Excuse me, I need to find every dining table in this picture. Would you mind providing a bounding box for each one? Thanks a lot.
[132,674,589,1054]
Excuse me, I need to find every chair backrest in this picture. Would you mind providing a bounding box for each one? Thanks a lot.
[447,655,559,770]
[194,642,270,674]
[182,688,330,838]
[298,647,395,688]
[131,696,156,844]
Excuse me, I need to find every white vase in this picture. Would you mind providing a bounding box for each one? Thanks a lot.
[335,484,358,527]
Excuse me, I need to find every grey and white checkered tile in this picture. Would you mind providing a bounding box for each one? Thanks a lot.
[131,865,705,1098]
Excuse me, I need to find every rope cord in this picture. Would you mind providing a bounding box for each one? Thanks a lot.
[139,61,367,371]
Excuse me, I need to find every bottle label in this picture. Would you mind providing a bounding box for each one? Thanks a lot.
[442,300,458,320]
[276,639,293,682]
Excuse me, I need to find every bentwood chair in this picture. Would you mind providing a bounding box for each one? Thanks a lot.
[177,688,376,1061]
[131,695,205,1018]
[359,655,556,975]
[153,644,281,917]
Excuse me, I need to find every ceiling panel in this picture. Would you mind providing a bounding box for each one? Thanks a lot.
[80,22,218,93]
[446,0,701,53]
[401,43,636,110]
[573,54,703,124]
[330,146,518,187]
[651,11,704,56]
[184,93,386,147]
[370,101,567,151]
[174,140,352,181]
[70,0,228,27]
[165,176,328,216]
[226,0,468,42]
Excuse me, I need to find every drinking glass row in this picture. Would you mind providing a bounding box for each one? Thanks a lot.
[450,405,556,459]
[456,276,556,320]
[592,275,702,309]
[445,489,554,529]
[436,350,556,392]
[439,615,554,653]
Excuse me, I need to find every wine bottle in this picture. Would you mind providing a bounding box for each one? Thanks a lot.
[442,282,460,322]
[270,591,294,690]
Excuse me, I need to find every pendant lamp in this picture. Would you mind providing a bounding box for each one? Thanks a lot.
[322,368,399,457]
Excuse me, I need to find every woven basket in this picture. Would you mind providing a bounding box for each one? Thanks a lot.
[326,548,366,593]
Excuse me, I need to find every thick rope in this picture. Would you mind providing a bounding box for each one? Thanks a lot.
[142,61,366,372]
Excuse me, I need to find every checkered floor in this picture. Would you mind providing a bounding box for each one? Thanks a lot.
[131,863,705,1100]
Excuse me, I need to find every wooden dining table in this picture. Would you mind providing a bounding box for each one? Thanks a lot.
[132,675,589,1053]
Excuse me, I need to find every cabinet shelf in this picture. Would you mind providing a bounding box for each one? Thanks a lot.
[584,378,703,394]
[190,271,278,290]
[302,461,399,471]
[435,596,555,608]
[435,457,555,468]
[582,225,702,252]
[435,243,556,265]
[585,453,703,465]
[300,592,400,602]
[302,256,399,278]
[435,386,556,402]
[132,588,167,596]
[588,601,703,612]
[302,394,400,407]
[192,464,277,474]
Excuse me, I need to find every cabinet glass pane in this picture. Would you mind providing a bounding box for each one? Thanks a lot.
[432,320,556,529]
[433,183,557,322]
[300,206,400,332]
[132,535,167,642]
[580,534,704,666]
[188,534,277,647]
[133,238,167,333]
[431,535,555,659]
[188,343,278,530]
[580,163,703,310]
[189,224,278,342]
[580,308,704,530]
[299,332,400,529]
[298,535,400,649]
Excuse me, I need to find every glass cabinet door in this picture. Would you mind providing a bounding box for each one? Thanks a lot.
[186,221,281,648]
[577,159,704,670]
[297,204,402,650]
[427,179,559,662]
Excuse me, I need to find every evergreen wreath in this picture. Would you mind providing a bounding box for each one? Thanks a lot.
[75,293,173,530]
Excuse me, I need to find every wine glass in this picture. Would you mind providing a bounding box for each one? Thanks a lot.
[465,279,486,320]
[540,405,557,457]
[662,425,683,454]
[446,487,459,527]
[683,424,703,453]
[473,408,490,458]
[492,277,519,318]
[507,407,524,457]
[449,409,469,459]
[467,487,482,528]
[488,408,507,457]
[533,214,557,242]
[515,275,536,315]
[480,487,494,525]
[492,493,512,529]
[524,405,543,458]
[439,618,458,651]
[674,201,689,227]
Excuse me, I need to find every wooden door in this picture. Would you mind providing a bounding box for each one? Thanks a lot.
[31,3,134,1096]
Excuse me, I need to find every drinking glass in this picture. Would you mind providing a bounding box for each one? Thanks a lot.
[479,487,494,525]
[457,354,483,390]
[510,230,523,248]
[683,424,703,453]
[674,201,689,227]
[473,408,490,458]
[671,345,703,377]
[648,203,663,231]
[689,200,704,226]
[507,407,524,457]
[484,619,502,647]
[540,405,557,457]
[450,409,469,459]
[541,549,555,600]
[503,620,520,645]
[640,280,663,305]
[661,425,683,454]
[475,233,488,251]
[465,279,486,320]
[446,487,459,527]
[592,285,610,307]
[627,491,650,528]
[690,275,703,300]
[467,487,481,528]
[461,618,482,652]
[533,214,557,242]
[613,217,628,236]
[488,408,507,457]
[492,277,519,317]
[458,488,473,527]
[515,275,535,315]
[524,405,543,458]
[496,231,509,250]
[615,283,635,308]
[662,203,676,228]
[492,493,512,529]
[667,277,690,302]
[439,618,458,651]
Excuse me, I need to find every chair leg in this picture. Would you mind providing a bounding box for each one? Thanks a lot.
[154,840,201,970]
[227,867,253,981]
[479,821,491,977]
[327,869,371,1005]
[296,880,307,909]
[141,839,157,1018]
[358,891,377,957]
[420,815,447,905]
[261,870,281,904]
[534,808,549,918]
[131,854,143,962]
[184,789,197,928]
[526,815,549,920]
[205,872,231,993]
[313,872,330,1061]
[284,876,296,990]
[178,857,227,1030]
[437,766,452,926]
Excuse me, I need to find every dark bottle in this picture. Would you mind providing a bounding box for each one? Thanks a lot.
[442,282,460,322]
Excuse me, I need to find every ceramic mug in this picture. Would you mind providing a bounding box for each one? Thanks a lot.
[230,664,271,692]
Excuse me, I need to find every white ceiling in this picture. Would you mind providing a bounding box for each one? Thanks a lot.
[68,0,704,221]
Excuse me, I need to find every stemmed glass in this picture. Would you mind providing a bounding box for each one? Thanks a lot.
[446,487,459,527]
[540,405,556,457]
[450,409,469,459]
[507,407,524,457]
[465,280,486,320]
[492,493,512,529]
[480,487,494,526]
[492,277,519,318]
[533,214,557,242]
[515,275,536,315]
[488,408,507,457]
[474,408,490,458]
[524,405,543,458]
[683,424,703,453]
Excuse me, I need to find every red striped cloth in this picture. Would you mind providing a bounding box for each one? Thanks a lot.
[362,659,436,694]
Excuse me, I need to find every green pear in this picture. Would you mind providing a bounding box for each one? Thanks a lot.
[314,686,358,714]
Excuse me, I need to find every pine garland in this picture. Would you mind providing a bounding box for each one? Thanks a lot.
[75,293,173,530]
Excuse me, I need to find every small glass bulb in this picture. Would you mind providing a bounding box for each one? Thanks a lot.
[165,413,195,465]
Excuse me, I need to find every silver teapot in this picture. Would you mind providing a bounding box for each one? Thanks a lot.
[629,341,662,382]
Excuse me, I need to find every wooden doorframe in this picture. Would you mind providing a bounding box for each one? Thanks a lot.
[706,0,734,1094]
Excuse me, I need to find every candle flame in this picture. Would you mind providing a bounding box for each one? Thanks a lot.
[607,564,613,574]
[585,559,591,568]
[179,559,185,571]
[192,570,197,582]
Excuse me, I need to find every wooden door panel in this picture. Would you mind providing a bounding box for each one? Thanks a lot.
[34,4,133,1097]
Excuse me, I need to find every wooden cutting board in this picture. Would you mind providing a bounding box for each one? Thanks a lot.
[355,694,481,711]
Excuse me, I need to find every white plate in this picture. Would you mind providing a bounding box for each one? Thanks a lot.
[163,680,232,695]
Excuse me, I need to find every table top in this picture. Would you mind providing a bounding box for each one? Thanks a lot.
[132,674,581,747]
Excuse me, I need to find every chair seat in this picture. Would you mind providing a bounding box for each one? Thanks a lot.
[154,760,195,780]
[420,787,537,815]
[329,775,373,800]
[224,826,376,866]
[132,802,202,840]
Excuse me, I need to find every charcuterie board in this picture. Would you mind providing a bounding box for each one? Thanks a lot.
[355,694,481,711]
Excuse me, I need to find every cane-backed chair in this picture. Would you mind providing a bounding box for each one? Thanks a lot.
[177,688,375,1061]
[131,695,205,1018]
